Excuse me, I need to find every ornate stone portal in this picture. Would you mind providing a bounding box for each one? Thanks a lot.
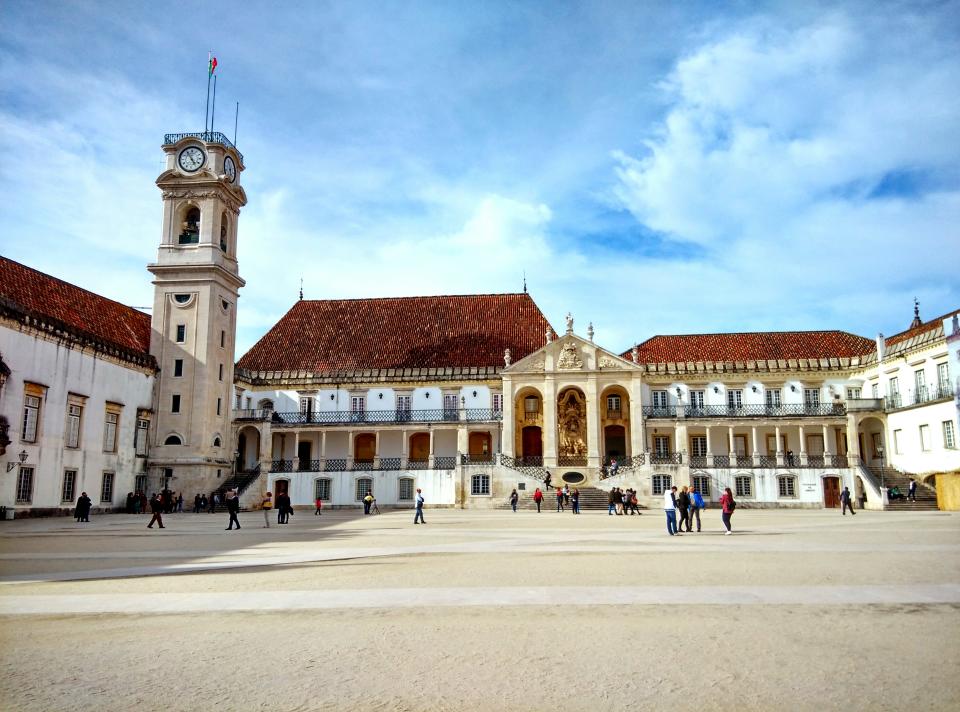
[557,388,587,460]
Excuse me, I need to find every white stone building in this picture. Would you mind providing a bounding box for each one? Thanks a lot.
[1,129,957,516]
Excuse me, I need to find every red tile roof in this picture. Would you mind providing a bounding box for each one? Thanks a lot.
[0,256,152,361]
[237,293,551,374]
[885,308,960,347]
[622,330,875,364]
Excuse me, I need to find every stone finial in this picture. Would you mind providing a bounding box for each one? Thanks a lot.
[587,322,594,342]
[504,348,512,367]
[631,345,639,364]
[910,298,922,328]
[565,312,574,335]
[545,327,553,344]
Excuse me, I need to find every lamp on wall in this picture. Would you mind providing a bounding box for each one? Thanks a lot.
[751,385,758,393]
[330,394,335,400]
[790,385,797,392]
[472,390,477,398]
[6,450,27,473]
[713,386,719,394]
[378,393,383,399]
[675,387,681,397]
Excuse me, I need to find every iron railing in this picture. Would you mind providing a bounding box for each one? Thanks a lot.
[558,455,588,466]
[163,131,243,162]
[644,404,846,418]
[407,459,430,470]
[324,458,347,472]
[434,456,456,470]
[886,384,952,411]
[650,452,683,465]
[831,454,849,468]
[460,454,495,465]
[267,408,502,426]
[499,454,549,481]
[712,455,730,468]
[642,406,675,418]
[233,409,271,421]
[689,456,707,468]
[270,459,293,473]
[379,457,402,471]
[758,455,778,468]
[606,409,623,420]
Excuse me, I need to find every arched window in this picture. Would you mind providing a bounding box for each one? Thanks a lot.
[213,436,222,447]
[178,206,200,245]
[219,211,229,252]
[735,475,754,498]
[355,477,373,501]
[258,399,274,411]
[164,434,182,446]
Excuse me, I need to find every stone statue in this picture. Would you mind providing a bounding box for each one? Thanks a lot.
[587,322,594,342]
[565,312,574,335]
[545,327,553,344]
[504,348,512,367]
[557,391,587,456]
[631,345,639,364]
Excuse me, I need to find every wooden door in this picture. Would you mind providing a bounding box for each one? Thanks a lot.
[297,441,312,464]
[275,479,289,498]
[822,476,840,508]
[409,433,430,461]
[604,425,626,460]
[354,434,375,461]
[522,426,543,457]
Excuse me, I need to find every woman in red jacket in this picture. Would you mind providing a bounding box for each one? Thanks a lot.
[720,487,736,535]
[533,487,543,513]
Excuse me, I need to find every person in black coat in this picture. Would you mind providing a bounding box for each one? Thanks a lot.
[676,487,691,532]
[75,492,92,523]
[225,491,241,530]
[147,493,165,529]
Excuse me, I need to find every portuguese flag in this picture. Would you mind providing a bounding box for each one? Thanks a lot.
[209,56,218,76]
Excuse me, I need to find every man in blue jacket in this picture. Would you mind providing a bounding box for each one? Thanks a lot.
[688,488,706,532]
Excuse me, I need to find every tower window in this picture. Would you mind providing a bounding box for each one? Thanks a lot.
[174,294,190,304]
[218,363,223,381]
[217,398,222,416]
[174,359,183,377]
[172,395,181,413]
[179,207,200,244]
[175,325,186,343]
[220,330,225,348]
[164,434,182,446]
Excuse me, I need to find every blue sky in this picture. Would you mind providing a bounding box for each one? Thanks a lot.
[1,0,958,355]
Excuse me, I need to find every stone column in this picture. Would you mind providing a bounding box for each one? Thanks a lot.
[429,428,435,469]
[846,414,860,463]
[705,425,713,467]
[630,377,644,460]
[457,426,469,461]
[585,375,600,469]
[292,431,300,472]
[775,425,784,465]
[502,377,515,457]
[543,376,557,467]
[373,431,381,469]
[822,424,832,458]
[799,424,807,466]
[727,426,735,465]
[401,429,408,468]
[751,425,759,462]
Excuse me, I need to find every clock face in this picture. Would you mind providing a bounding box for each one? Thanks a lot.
[177,146,205,172]
[223,155,236,183]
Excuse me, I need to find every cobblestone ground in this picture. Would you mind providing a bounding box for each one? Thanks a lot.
[1,507,958,711]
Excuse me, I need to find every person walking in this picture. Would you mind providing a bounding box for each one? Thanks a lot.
[720,487,736,535]
[677,486,691,532]
[533,487,543,513]
[627,489,641,516]
[664,486,680,536]
[571,488,580,514]
[907,478,917,502]
[193,493,202,513]
[147,493,165,529]
[75,492,92,523]
[225,490,241,530]
[614,488,624,515]
[556,488,565,512]
[608,487,616,516]
[414,488,426,524]
[315,496,323,515]
[689,488,705,532]
[510,489,519,513]
[840,486,856,516]
[260,492,273,528]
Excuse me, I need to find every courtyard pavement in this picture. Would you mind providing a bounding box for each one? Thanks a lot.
[0,507,958,711]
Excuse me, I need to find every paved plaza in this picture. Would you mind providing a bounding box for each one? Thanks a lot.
[1,507,958,711]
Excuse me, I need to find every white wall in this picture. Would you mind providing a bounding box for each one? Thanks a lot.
[268,468,456,507]
[0,327,154,511]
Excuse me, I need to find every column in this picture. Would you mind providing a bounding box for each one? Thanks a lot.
[822,424,832,460]
[585,375,600,468]
[751,425,759,462]
[347,429,354,469]
[502,377,515,457]
[727,426,734,466]
[799,424,807,466]
[846,414,860,464]
[429,428,435,469]
[401,429,408,468]
[775,425,783,465]
[630,377,644,460]
[456,426,469,462]
[705,425,713,467]
[543,377,557,467]
[374,431,381,469]
[292,431,300,472]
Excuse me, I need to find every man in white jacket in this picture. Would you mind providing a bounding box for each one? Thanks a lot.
[664,486,681,536]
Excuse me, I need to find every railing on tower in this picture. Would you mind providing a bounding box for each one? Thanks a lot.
[163,132,243,162]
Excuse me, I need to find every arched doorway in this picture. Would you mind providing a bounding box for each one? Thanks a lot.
[604,425,626,461]
[236,426,261,472]
[600,386,631,463]
[354,433,376,465]
[521,426,543,465]
[557,386,587,466]
[409,433,430,464]
[469,432,492,461]
[857,416,886,466]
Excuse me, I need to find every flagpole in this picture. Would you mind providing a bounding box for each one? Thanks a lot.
[211,75,217,134]
[234,102,239,146]
[204,51,212,134]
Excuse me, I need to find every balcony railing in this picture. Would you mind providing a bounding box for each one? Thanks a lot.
[233,409,271,421]
[558,455,588,467]
[460,454,495,465]
[886,384,953,411]
[434,456,456,470]
[650,452,682,465]
[163,131,243,162]
[523,411,541,422]
[269,456,465,473]
[271,459,293,473]
[644,404,846,418]
[606,408,623,420]
[265,408,503,426]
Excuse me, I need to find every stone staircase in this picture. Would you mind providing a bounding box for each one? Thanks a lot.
[496,486,646,512]
[868,466,939,511]
[215,466,263,511]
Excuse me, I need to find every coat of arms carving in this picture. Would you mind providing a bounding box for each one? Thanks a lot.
[557,341,583,370]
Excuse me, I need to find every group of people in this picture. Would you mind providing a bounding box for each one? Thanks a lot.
[529,486,580,513]
[193,492,228,513]
[887,479,917,502]
[663,485,719,535]
[607,487,641,515]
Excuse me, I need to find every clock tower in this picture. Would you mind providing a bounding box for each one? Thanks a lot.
[147,132,247,494]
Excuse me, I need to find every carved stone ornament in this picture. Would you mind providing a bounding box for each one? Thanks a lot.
[598,355,618,368]
[557,341,583,370]
[162,189,241,214]
[504,348,512,367]
[528,357,545,370]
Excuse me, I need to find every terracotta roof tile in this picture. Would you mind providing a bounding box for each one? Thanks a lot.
[622,330,875,364]
[885,308,960,347]
[0,256,152,358]
[237,293,551,374]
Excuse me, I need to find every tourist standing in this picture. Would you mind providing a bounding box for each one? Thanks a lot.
[510,489,519,512]
[907,479,917,502]
[571,488,580,514]
[260,492,273,528]
[147,493,165,529]
[225,490,241,530]
[840,486,856,516]
[627,489,641,516]
[608,487,616,515]
[277,492,291,524]
[556,488,565,512]
[75,492,91,523]
[614,488,624,515]
[414,488,426,524]
[315,496,323,515]
[720,487,736,535]
[677,486,691,532]
[193,493,202,513]
[533,487,543,513]
[664,486,680,536]
[689,488,705,532]
[176,493,184,513]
